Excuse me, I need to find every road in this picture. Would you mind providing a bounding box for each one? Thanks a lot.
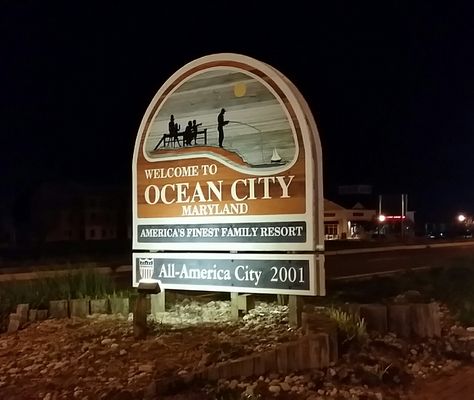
[1,239,474,283]
[325,240,474,280]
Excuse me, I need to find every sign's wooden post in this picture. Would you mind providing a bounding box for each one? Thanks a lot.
[288,295,304,327]
[150,290,166,315]
[230,292,240,320]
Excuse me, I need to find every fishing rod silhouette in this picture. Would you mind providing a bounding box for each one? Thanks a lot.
[227,120,261,133]
[223,120,266,164]
[227,121,283,164]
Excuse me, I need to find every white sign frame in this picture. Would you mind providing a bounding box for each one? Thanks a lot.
[132,53,324,253]
[132,252,325,296]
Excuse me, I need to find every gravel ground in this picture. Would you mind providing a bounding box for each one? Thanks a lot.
[1,298,472,400]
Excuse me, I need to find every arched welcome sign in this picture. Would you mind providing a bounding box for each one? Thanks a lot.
[132,54,325,295]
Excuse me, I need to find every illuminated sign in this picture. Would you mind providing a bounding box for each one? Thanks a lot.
[133,252,324,295]
[132,54,325,295]
[132,53,323,252]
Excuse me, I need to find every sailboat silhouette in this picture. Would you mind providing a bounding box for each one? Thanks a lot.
[271,148,282,163]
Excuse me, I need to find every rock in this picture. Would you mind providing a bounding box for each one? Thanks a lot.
[228,379,238,389]
[356,368,380,387]
[138,364,154,373]
[337,366,350,381]
[0,297,470,400]
[243,383,255,396]
[393,290,424,304]
[268,385,281,393]
[143,381,156,400]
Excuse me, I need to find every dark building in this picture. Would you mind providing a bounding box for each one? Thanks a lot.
[28,182,131,245]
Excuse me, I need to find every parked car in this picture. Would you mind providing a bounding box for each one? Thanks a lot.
[426,231,446,239]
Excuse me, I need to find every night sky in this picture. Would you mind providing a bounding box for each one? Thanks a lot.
[1,2,473,224]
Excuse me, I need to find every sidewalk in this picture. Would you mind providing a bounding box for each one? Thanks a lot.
[408,365,474,400]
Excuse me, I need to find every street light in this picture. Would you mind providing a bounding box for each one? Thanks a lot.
[456,213,474,239]
[375,214,386,237]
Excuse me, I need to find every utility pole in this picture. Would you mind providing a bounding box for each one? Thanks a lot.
[401,194,407,240]
[378,195,382,236]
[401,194,404,240]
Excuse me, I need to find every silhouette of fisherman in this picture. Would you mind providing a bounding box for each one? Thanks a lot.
[217,108,229,148]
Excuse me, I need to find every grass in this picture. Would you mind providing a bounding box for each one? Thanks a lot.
[3,257,474,330]
[326,258,474,326]
[326,306,368,350]
[0,267,125,331]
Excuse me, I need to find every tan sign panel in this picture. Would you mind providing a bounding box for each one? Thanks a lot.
[132,53,323,252]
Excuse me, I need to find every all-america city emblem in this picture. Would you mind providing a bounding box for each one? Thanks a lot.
[138,258,155,281]
[132,53,324,253]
